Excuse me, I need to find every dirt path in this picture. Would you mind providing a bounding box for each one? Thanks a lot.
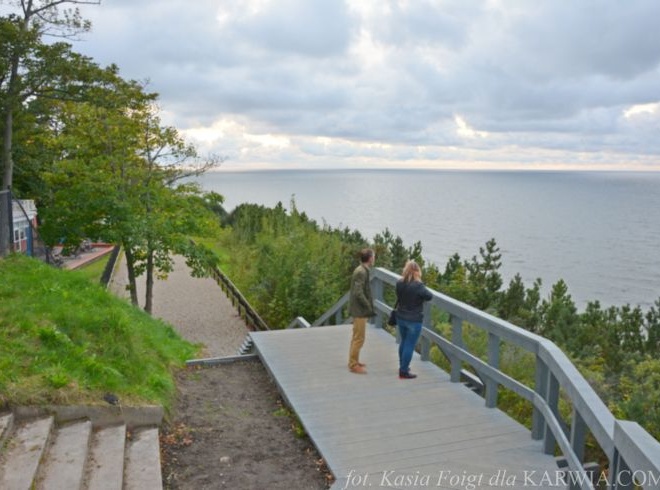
[160,359,332,489]
[108,255,333,488]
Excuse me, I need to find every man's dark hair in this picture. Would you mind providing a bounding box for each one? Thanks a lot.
[360,248,374,263]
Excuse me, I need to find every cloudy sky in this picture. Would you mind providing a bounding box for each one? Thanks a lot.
[57,1,660,170]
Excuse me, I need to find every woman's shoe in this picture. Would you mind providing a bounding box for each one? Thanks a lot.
[399,371,417,379]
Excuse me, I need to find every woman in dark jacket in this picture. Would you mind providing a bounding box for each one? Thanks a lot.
[395,260,432,379]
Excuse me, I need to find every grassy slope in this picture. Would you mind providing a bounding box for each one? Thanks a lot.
[0,254,199,409]
[74,252,111,284]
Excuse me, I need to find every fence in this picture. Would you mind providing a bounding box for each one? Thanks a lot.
[309,266,660,490]
[100,245,122,287]
[208,265,270,332]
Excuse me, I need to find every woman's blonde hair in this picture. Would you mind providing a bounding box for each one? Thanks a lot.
[401,260,422,283]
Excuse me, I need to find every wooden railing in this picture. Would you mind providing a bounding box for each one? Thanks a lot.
[209,265,270,331]
[100,245,121,287]
[308,266,660,490]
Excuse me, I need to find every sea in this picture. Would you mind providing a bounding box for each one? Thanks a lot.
[194,169,660,311]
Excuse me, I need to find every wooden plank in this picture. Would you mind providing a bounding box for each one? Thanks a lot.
[252,324,567,489]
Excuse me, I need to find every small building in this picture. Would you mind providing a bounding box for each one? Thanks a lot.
[12,199,38,255]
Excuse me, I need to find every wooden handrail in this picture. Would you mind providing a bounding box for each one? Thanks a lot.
[208,265,270,331]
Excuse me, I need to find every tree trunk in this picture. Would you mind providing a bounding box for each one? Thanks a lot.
[123,245,139,306]
[1,110,13,191]
[144,248,154,314]
[0,50,20,256]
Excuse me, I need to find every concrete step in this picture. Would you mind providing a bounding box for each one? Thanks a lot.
[0,416,54,490]
[0,410,164,490]
[86,424,126,490]
[124,427,163,490]
[37,419,92,490]
[0,412,14,447]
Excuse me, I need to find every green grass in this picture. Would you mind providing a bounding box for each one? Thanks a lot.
[0,254,199,410]
[74,252,112,284]
[194,229,233,271]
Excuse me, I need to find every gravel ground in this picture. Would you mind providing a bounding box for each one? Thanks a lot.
[109,254,249,357]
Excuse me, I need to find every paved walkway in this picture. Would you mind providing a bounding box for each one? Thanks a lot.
[109,254,248,358]
[57,243,115,270]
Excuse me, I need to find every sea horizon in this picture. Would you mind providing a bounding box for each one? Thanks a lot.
[194,168,660,310]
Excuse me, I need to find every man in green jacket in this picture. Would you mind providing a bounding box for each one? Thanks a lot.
[348,248,375,374]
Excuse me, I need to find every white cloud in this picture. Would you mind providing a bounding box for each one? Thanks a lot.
[624,102,660,119]
[454,115,489,139]
[23,0,657,170]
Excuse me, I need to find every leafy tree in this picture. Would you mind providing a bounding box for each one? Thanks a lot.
[465,238,503,311]
[129,104,222,313]
[1,0,100,254]
[373,228,424,275]
[232,207,348,326]
[538,279,579,349]
[202,191,228,222]
[612,356,660,439]
[617,304,646,355]
[499,275,542,332]
[38,69,221,312]
[499,274,525,321]
[434,253,470,302]
[645,299,660,355]
[579,301,627,371]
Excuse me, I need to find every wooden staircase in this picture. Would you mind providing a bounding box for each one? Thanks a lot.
[0,411,162,490]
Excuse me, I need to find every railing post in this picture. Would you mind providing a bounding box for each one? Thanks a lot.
[532,356,548,440]
[372,277,384,329]
[420,303,432,361]
[485,332,500,408]
[544,371,559,455]
[450,315,463,383]
[611,450,633,490]
[568,408,589,490]
[570,408,587,464]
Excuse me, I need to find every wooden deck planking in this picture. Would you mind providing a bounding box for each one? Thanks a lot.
[252,324,566,489]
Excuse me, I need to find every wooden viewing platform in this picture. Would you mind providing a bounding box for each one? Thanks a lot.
[252,324,566,490]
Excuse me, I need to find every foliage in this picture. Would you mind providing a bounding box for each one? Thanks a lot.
[2,1,102,259]
[219,201,358,327]
[614,356,660,438]
[33,73,220,311]
[0,254,197,409]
